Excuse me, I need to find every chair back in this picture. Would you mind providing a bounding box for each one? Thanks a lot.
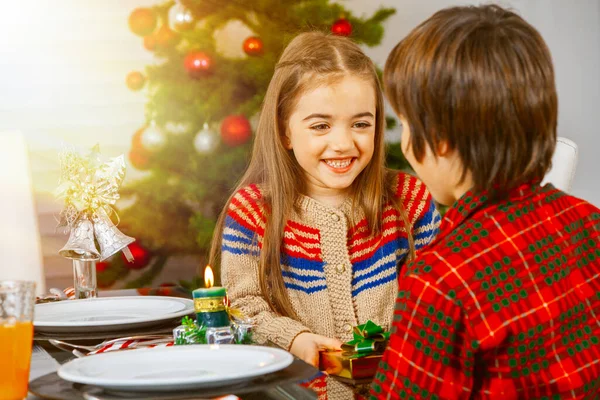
[542,137,578,193]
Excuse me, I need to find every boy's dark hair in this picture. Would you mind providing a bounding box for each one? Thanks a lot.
[384,4,557,194]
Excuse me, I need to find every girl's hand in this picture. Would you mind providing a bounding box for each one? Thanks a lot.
[290,332,343,369]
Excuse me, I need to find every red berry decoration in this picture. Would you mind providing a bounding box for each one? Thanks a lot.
[220,115,252,147]
[129,149,150,170]
[122,242,152,270]
[184,51,213,79]
[129,8,157,37]
[126,71,145,91]
[243,36,263,56]
[331,18,352,36]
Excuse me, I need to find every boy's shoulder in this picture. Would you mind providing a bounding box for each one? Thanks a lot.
[402,184,600,297]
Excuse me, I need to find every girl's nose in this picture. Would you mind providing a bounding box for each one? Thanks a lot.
[328,128,353,152]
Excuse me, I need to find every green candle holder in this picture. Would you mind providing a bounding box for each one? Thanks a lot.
[193,287,229,328]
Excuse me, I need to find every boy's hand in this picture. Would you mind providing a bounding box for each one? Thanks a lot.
[290,332,343,369]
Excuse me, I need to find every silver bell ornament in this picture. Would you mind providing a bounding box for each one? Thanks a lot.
[59,218,100,261]
[93,210,135,261]
[56,146,136,299]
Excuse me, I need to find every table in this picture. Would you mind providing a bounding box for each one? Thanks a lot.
[27,339,320,400]
[27,288,324,399]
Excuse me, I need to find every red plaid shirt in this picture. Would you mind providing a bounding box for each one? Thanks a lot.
[371,183,600,399]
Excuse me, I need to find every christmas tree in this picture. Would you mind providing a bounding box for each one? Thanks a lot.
[99,0,405,289]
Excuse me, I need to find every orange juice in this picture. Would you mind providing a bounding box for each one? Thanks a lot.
[0,321,33,400]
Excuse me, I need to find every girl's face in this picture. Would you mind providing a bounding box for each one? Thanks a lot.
[285,74,376,205]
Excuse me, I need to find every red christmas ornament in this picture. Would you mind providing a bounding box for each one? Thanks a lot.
[129,8,157,37]
[184,51,213,79]
[243,36,263,56]
[132,126,145,149]
[143,34,157,51]
[220,115,252,147]
[96,261,110,273]
[129,126,151,169]
[126,71,145,91]
[122,242,152,270]
[331,18,352,36]
[96,261,116,289]
[129,149,150,170]
[155,25,180,49]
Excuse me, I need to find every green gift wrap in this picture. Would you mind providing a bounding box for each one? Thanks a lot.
[319,320,389,381]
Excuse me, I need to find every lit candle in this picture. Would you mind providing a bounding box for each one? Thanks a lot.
[193,265,229,328]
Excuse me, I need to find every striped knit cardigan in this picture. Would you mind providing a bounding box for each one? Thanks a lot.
[221,172,440,351]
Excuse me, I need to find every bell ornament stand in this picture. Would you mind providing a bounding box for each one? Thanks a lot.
[72,260,97,299]
[56,147,135,300]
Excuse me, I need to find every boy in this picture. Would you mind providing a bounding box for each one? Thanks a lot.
[371,4,600,399]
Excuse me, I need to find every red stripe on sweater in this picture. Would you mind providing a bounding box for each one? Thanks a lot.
[238,186,265,224]
[282,238,322,258]
[349,230,403,263]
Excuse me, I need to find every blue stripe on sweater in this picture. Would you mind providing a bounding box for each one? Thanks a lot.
[281,253,326,294]
[351,258,397,286]
[222,244,259,257]
[282,270,326,283]
[413,204,440,250]
[222,233,253,246]
[222,216,260,256]
[353,239,404,273]
[281,254,325,272]
[224,215,256,241]
[352,270,396,297]
[284,282,328,294]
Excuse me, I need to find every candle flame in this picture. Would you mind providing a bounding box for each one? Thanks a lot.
[204,265,214,288]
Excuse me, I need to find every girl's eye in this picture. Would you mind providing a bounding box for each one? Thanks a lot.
[310,123,329,131]
[353,121,372,129]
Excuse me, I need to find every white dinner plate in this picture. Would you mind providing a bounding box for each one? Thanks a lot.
[34,296,194,333]
[57,345,294,392]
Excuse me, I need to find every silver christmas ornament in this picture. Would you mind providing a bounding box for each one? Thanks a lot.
[59,218,100,261]
[194,123,217,153]
[93,210,135,261]
[141,121,166,151]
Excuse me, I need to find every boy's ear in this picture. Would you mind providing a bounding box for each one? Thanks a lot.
[436,139,451,157]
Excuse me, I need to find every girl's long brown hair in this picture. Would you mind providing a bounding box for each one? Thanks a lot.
[209,31,414,319]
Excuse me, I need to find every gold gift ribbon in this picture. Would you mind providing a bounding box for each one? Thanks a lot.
[194,296,226,313]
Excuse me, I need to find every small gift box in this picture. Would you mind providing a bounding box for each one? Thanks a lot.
[319,320,389,382]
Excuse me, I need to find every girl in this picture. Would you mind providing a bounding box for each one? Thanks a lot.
[210,31,439,397]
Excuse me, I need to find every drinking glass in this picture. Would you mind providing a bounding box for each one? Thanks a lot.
[0,280,36,400]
